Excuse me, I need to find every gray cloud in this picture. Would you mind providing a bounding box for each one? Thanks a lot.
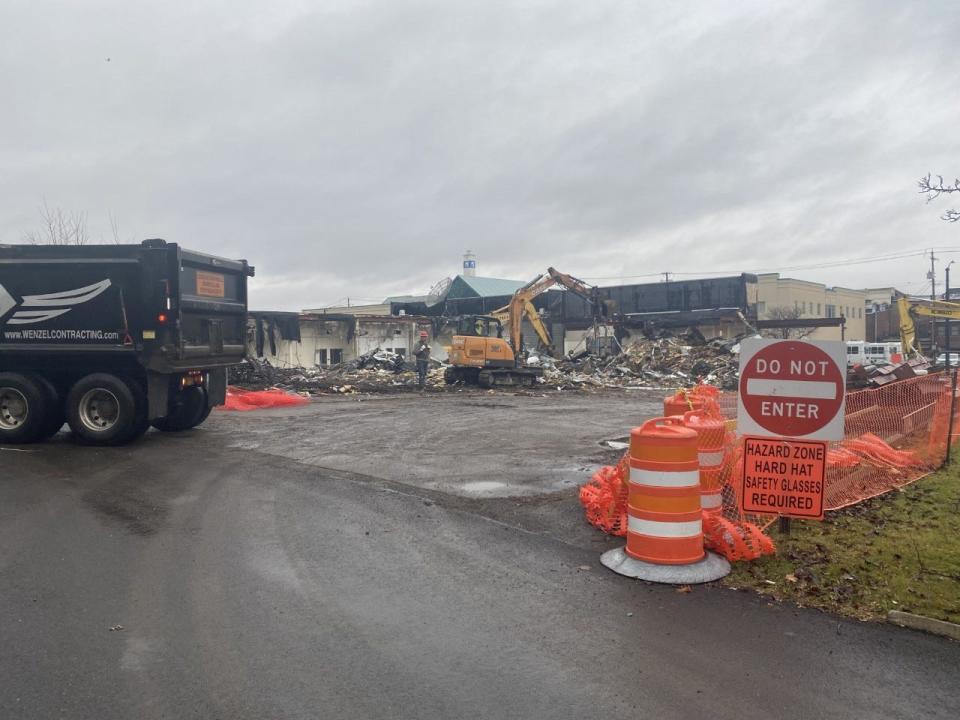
[2,0,958,308]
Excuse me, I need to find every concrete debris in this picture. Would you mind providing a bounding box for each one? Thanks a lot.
[847,358,931,389]
[547,335,741,391]
[230,334,742,395]
[229,355,447,395]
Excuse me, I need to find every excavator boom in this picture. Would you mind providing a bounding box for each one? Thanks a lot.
[493,266,603,355]
[897,296,960,358]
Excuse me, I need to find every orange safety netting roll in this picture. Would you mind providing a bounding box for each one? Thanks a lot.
[220,387,310,411]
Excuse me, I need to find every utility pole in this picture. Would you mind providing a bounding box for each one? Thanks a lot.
[929,250,938,354]
[947,262,954,368]
[662,272,672,283]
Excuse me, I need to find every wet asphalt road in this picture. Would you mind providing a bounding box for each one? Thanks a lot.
[2,394,959,719]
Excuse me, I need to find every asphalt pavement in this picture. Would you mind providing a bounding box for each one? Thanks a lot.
[2,395,958,719]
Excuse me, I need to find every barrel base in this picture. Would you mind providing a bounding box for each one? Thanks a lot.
[600,546,730,584]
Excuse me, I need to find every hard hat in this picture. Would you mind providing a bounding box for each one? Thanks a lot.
[419,330,428,337]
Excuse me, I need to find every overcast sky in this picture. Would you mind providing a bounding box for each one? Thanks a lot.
[2,1,959,309]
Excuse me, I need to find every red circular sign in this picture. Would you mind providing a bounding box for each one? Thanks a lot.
[739,341,844,437]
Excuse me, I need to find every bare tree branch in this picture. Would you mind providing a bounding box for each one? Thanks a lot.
[919,173,960,222]
[21,201,89,245]
[762,305,816,340]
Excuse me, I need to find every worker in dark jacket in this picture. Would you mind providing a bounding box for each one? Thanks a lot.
[413,330,431,389]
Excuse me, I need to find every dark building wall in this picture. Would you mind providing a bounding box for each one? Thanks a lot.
[865,308,899,342]
[561,275,757,327]
[392,274,757,324]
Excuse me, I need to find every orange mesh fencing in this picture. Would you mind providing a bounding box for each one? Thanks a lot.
[720,372,950,517]
[219,387,310,411]
[581,372,956,563]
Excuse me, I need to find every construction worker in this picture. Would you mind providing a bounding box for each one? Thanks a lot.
[413,330,431,389]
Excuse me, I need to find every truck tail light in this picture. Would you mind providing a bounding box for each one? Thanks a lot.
[157,313,168,324]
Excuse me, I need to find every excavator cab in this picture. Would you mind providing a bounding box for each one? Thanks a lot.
[457,315,503,339]
[444,314,542,387]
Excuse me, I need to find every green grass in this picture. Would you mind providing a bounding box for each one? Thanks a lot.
[725,463,960,624]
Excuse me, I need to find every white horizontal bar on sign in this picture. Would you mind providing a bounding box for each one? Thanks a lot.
[628,516,701,538]
[745,378,837,400]
[630,467,700,488]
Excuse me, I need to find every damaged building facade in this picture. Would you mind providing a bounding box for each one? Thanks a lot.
[249,272,763,368]
[248,309,432,367]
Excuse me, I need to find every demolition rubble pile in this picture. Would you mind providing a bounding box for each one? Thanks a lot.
[544,335,741,391]
[847,357,932,389]
[229,350,446,395]
[230,335,741,395]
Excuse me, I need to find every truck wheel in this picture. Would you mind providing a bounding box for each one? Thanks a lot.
[192,403,212,429]
[0,372,48,444]
[123,377,151,442]
[151,386,208,432]
[29,375,66,439]
[66,373,139,446]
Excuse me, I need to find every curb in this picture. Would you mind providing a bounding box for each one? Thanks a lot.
[887,610,960,641]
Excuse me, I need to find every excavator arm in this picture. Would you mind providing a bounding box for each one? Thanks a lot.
[494,267,603,355]
[897,296,960,358]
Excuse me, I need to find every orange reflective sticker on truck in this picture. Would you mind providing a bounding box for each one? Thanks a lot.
[196,271,225,298]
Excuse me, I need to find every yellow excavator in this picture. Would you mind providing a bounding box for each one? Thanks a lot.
[444,267,605,387]
[489,267,602,355]
[898,296,960,359]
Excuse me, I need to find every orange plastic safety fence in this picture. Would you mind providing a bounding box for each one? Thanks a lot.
[715,372,951,526]
[579,461,629,536]
[581,372,956,562]
[220,387,310,411]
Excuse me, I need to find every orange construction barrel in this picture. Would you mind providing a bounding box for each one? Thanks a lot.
[626,417,704,565]
[663,391,703,417]
[683,410,726,514]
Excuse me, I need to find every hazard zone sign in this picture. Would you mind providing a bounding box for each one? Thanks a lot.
[737,338,846,441]
[741,437,826,519]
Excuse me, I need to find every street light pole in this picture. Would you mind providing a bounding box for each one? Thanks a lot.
[947,262,954,369]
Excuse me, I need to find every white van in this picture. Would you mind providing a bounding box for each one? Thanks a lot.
[846,342,865,367]
[847,341,902,366]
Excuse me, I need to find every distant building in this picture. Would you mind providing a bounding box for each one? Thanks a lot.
[756,273,866,341]
[862,287,905,343]
[445,274,526,300]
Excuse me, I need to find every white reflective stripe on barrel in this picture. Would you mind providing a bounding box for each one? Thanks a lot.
[628,516,702,538]
[701,492,722,509]
[629,467,700,488]
[698,451,724,467]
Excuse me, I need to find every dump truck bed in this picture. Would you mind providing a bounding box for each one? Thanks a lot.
[0,240,254,372]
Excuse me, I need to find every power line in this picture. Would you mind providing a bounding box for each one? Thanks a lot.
[580,249,930,281]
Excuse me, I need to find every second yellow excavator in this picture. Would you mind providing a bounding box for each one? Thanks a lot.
[898,295,960,359]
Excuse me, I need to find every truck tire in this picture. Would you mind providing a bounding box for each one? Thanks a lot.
[0,372,48,444]
[123,377,151,442]
[66,373,139,446]
[29,374,66,439]
[151,386,208,432]
[192,403,212,428]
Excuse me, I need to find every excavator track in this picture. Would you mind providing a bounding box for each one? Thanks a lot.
[477,368,541,388]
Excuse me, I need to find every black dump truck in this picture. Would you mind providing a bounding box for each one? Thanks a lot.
[0,239,254,445]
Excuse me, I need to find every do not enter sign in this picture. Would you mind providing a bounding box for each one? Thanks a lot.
[737,339,846,440]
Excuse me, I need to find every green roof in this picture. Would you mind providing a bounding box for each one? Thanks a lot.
[447,275,525,299]
[383,294,430,304]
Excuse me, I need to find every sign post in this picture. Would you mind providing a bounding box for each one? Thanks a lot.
[736,339,846,527]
